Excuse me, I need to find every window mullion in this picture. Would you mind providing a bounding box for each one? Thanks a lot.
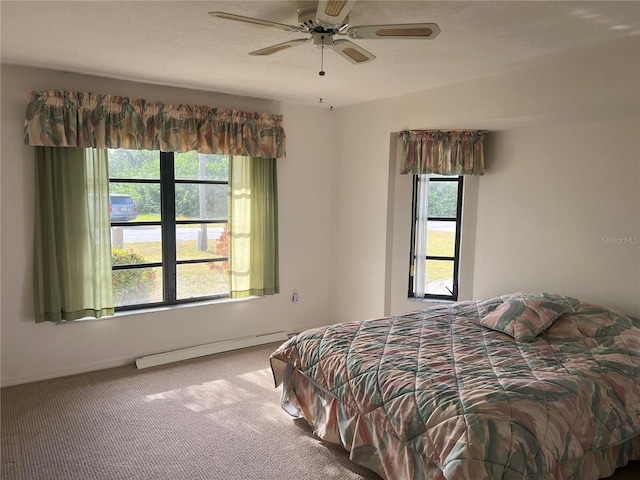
[160,152,177,304]
[452,176,464,298]
[408,175,418,296]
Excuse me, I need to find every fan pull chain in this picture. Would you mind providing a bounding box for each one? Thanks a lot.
[319,35,326,76]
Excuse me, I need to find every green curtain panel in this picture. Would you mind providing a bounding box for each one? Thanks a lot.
[399,130,486,176]
[24,90,286,159]
[228,156,279,298]
[33,147,114,322]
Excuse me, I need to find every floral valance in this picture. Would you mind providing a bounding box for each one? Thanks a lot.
[24,90,286,158]
[399,130,486,175]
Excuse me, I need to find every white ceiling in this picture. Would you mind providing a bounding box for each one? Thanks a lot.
[1,1,639,107]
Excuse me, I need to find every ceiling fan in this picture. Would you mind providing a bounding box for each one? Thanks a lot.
[209,0,440,75]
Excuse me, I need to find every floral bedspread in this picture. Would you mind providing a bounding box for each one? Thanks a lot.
[270,296,640,479]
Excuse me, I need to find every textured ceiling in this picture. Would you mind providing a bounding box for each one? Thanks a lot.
[1,1,639,107]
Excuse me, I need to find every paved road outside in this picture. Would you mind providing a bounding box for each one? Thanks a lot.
[114,225,224,243]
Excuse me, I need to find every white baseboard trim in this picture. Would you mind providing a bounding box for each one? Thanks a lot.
[1,357,133,388]
[135,331,289,369]
[1,332,290,387]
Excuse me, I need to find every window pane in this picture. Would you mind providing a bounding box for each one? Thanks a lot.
[426,221,457,257]
[175,184,228,220]
[174,152,229,181]
[176,262,229,300]
[428,180,458,217]
[111,226,162,264]
[108,149,160,179]
[109,183,161,222]
[176,223,228,261]
[424,260,454,296]
[112,266,163,307]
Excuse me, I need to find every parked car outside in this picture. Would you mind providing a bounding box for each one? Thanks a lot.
[109,194,137,222]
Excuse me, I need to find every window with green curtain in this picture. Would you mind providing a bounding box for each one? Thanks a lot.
[26,89,284,321]
[33,149,280,322]
[33,147,114,322]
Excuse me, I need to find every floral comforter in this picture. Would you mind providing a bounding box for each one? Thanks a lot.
[270,296,640,479]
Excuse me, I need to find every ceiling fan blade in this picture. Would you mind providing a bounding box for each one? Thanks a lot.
[316,0,357,27]
[331,39,375,64]
[249,39,309,56]
[347,23,441,40]
[208,11,302,32]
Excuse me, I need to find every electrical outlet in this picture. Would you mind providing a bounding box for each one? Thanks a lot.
[291,290,300,303]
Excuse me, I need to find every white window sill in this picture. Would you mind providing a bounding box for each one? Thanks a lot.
[407,297,456,304]
[56,295,261,324]
[118,295,262,316]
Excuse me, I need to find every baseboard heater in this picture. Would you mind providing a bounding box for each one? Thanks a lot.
[135,331,288,369]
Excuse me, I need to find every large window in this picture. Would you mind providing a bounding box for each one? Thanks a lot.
[108,150,229,309]
[408,174,464,301]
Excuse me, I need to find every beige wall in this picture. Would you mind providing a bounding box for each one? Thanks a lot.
[0,65,334,385]
[2,35,639,385]
[473,120,639,315]
[388,118,640,316]
[389,37,640,132]
[328,99,393,323]
[330,36,639,320]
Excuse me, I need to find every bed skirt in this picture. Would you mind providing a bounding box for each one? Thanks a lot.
[278,366,640,480]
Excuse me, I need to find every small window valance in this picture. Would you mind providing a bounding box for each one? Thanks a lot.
[24,90,286,158]
[399,130,486,175]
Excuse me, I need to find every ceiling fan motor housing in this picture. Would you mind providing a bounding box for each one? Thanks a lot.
[313,32,333,47]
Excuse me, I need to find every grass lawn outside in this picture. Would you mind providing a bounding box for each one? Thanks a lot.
[423,229,456,293]
[134,213,160,222]
[112,236,229,307]
[112,226,455,306]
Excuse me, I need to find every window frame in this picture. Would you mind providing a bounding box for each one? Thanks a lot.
[408,174,464,301]
[110,151,230,311]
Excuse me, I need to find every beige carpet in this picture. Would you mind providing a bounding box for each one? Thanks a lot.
[1,342,638,480]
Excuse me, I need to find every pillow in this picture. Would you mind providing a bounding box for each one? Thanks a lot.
[479,296,573,342]
[502,292,578,304]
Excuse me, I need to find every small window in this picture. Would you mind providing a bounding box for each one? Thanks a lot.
[108,149,230,310]
[408,174,464,301]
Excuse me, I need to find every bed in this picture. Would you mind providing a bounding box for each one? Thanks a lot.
[269,293,640,479]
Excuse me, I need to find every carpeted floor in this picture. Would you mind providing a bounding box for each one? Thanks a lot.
[1,342,638,480]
